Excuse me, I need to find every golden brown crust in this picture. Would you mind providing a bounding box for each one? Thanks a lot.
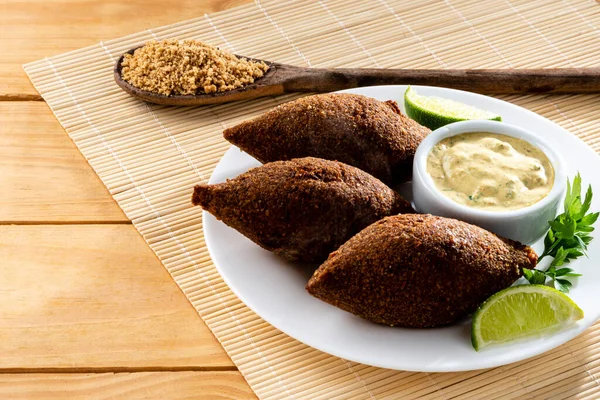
[193,157,412,263]
[306,214,538,328]
[223,93,431,185]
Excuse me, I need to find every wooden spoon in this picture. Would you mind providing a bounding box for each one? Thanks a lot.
[114,47,600,106]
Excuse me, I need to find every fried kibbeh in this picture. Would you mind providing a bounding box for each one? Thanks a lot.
[223,93,431,185]
[192,157,412,263]
[307,214,538,328]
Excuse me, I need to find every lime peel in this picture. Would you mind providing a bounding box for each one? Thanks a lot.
[471,284,584,351]
[404,86,501,130]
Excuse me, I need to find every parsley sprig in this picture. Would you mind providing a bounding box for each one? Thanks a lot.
[523,173,598,293]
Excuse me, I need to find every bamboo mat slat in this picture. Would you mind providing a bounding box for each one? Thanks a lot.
[24,0,600,398]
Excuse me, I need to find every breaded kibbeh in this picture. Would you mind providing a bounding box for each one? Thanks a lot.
[307,214,538,328]
[223,93,431,185]
[193,157,412,263]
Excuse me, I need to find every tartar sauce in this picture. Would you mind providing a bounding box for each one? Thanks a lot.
[426,132,554,211]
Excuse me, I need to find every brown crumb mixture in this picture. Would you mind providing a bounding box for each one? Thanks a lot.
[120,39,269,96]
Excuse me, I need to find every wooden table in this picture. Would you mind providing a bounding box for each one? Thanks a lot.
[1,1,258,398]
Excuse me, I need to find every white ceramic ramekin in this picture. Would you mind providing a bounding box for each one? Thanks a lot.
[412,120,566,244]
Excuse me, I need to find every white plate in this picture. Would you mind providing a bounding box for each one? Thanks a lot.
[204,85,600,372]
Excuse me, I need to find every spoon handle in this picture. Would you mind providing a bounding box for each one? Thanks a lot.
[279,66,600,94]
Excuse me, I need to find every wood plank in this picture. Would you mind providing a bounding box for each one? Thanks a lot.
[0,224,233,369]
[0,101,126,222]
[0,372,256,400]
[2,0,253,97]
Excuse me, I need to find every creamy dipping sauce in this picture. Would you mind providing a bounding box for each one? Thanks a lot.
[426,132,554,211]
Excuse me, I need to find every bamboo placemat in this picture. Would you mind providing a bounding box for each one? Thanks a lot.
[24,0,600,398]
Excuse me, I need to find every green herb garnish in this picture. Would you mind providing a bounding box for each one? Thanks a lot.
[523,173,598,293]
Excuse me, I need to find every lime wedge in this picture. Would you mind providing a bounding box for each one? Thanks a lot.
[471,285,584,351]
[404,86,501,130]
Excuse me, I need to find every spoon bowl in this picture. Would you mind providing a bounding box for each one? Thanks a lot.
[114,47,285,106]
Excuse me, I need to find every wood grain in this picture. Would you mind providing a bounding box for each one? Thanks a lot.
[0,101,126,222]
[0,372,256,400]
[3,0,255,397]
[0,224,233,369]
[1,0,253,98]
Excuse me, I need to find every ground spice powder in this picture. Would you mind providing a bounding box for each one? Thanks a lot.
[121,39,269,96]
